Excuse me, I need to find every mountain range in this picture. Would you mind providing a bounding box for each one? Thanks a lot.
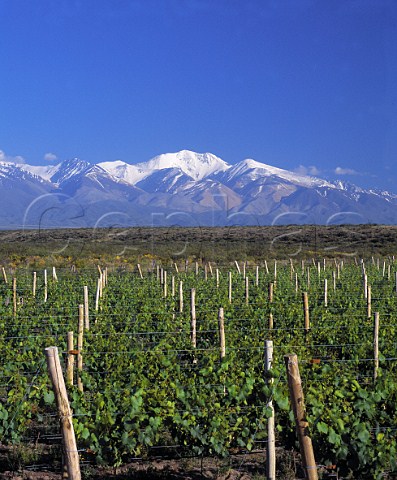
[0,150,396,229]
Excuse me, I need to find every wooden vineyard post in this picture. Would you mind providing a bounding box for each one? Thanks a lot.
[268,282,274,303]
[216,268,219,288]
[295,273,299,294]
[367,285,372,319]
[332,270,336,291]
[204,264,208,281]
[364,274,368,299]
[265,260,269,275]
[228,271,232,304]
[44,269,48,303]
[77,305,84,392]
[2,266,8,284]
[265,340,276,480]
[13,277,17,317]
[163,270,168,298]
[137,263,143,279]
[284,354,318,480]
[269,313,274,330]
[174,262,179,274]
[52,266,58,282]
[235,260,241,275]
[83,286,89,330]
[190,288,196,349]
[179,281,183,313]
[195,262,198,276]
[374,312,379,381]
[274,260,277,281]
[45,346,81,480]
[245,276,249,305]
[256,265,259,287]
[66,331,75,386]
[243,261,246,279]
[95,278,101,312]
[33,271,37,297]
[218,307,226,359]
[171,275,175,297]
[324,279,328,307]
[303,292,310,333]
[208,262,213,277]
[105,267,109,287]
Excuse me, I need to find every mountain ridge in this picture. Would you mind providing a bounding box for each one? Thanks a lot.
[1,150,396,228]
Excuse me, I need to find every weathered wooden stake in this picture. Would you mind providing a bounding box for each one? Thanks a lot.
[13,277,17,317]
[190,288,196,349]
[374,312,379,381]
[235,260,241,275]
[163,270,168,297]
[33,271,37,297]
[179,281,183,313]
[83,286,89,330]
[265,260,269,275]
[77,305,84,392]
[52,266,58,282]
[95,278,101,312]
[284,354,318,480]
[367,285,372,319]
[66,331,74,386]
[268,312,274,330]
[303,292,310,333]
[228,271,232,304]
[265,340,276,480]
[45,346,81,480]
[216,268,219,288]
[245,276,249,305]
[255,265,259,287]
[44,269,48,303]
[218,307,226,359]
[324,279,328,307]
[268,282,274,303]
[2,267,8,284]
[137,263,143,279]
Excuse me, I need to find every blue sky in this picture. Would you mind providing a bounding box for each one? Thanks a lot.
[0,0,396,191]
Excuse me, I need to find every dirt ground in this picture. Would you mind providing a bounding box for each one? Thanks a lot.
[0,450,301,479]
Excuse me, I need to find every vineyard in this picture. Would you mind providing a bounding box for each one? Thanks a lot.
[1,256,397,479]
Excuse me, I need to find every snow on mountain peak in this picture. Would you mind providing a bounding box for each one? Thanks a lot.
[144,150,230,181]
[99,150,230,185]
[225,158,334,188]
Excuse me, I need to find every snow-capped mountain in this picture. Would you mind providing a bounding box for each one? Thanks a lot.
[1,150,397,228]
